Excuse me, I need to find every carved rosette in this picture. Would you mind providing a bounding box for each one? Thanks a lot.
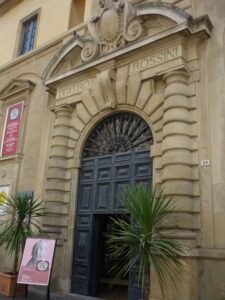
[81,0,144,62]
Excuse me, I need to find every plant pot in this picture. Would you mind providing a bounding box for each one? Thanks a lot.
[0,272,26,296]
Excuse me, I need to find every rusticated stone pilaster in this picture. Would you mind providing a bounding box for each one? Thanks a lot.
[162,70,200,247]
[43,105,74,240]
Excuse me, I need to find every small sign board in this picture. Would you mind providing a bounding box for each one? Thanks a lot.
[0,186,10,215]
[200,160,210,166]
[1,102,24,157]
[17,238,56,286]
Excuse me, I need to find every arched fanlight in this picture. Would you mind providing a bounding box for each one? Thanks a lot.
[82,112,153,158]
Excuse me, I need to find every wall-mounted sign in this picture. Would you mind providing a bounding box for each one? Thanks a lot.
[17,238,56,286]
[1,102,24,157]
[0,186,10,215]
[201,160,210,166]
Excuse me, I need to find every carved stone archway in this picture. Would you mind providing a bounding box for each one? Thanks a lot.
[72,111,153,298]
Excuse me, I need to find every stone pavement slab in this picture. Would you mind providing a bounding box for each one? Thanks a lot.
[0,288,103,300]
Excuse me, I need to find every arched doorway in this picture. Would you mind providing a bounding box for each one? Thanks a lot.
[71,112,153,300]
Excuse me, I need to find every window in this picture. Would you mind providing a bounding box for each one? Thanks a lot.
[19,15,37,55]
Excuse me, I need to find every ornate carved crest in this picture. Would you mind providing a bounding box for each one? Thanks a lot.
[81,0,144,62]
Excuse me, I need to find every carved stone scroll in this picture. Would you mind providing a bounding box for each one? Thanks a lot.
[81,38,99,62]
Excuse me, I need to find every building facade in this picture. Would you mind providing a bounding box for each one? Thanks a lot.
[0,0,225,299]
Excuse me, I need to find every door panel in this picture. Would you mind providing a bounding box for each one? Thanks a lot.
[95,183,112,211]
[97,167,111,179]
[114,181,130,211]
[77,214,92,227]
[71,222,93,295]
[78,185,93,212]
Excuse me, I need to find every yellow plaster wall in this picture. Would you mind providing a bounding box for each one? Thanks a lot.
[194,0,225,249]
[0,0,72,67]
[84,0,100,21]
[69,0,85,28]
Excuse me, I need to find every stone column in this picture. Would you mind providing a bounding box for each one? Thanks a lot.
[149,69,200,300]
[43,105,74,236]
[43,104,84,292]
[162,69,199,246]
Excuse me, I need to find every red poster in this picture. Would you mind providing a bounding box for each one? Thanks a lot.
[17,238,56,286]
[1,102,24,157]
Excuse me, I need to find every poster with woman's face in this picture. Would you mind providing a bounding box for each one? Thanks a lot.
[17,238,56,286]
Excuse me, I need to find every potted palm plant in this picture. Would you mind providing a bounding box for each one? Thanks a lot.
[106,185,186,300]
[0,192,44,296]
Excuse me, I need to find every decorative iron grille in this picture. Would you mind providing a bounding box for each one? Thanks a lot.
[82,113,153,158]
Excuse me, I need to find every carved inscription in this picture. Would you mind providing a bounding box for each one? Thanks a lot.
[56,79,92,100]
[130,46,180,73]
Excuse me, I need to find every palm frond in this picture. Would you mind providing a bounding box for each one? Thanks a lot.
[106,184,186,298]
[0,193,44,273]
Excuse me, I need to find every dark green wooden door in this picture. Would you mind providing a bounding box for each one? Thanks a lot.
[71,150,152,297]
[71,113,153,299]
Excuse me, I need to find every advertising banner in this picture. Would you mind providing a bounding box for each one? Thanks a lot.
[17,238,56,286]
[0,186,10,215]
[1,102,24,157]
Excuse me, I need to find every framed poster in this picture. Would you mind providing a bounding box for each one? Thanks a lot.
[17,238,56,286]
[0,186,10,215]
[1,102,24,157]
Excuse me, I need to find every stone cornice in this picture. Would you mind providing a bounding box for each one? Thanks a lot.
[44,20,208,86]
[0,0,24,17]
[43,0,213,86]
[0,79,35,101]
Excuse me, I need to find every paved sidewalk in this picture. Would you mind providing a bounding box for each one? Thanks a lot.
[0,287,103,300]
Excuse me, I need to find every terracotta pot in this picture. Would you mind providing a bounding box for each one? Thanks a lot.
[0,272,26,296]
